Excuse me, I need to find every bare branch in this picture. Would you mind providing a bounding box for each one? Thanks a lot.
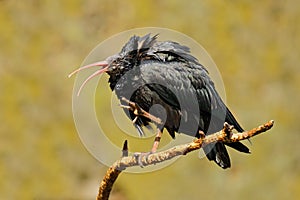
[97,140,128,200]
[97,120,274,200]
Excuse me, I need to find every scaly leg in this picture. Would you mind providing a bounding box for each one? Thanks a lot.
[120,97,162,125]
[151,128,162,153]
[133,128,163,167]
[119,97,164,167]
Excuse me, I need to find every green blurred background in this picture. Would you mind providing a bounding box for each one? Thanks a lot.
[1,0,300,199]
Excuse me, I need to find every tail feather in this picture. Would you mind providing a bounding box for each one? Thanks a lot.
[226,107,244,132]
[204,142,231,169]
[225,107,251,153]
[204,107,251,169]
[226,142,250,153]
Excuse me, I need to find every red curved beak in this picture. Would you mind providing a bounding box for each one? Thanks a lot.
[68,61,109,96]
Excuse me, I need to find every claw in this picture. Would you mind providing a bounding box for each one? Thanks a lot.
[133,129,162,167]
[119,104,131,110]
[134,152,153,168]
[120,97,163,125]
[132,116,138,124]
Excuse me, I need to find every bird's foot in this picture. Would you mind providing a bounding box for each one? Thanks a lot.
[133,129,162,167]
[133,152,153,168]
[120,97,143,116]
[120,97,163,125]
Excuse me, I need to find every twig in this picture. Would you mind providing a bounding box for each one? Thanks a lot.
[97,141,128,200]
[97,120,274,200]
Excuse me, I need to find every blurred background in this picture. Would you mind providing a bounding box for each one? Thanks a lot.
[1,0,300,199]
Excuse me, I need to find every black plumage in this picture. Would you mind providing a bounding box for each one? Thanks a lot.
[71,34,250,169]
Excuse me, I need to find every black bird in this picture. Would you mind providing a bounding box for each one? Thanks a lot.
[69,34,250,169]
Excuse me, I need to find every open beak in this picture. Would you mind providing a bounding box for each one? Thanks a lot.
[68,61,109,96]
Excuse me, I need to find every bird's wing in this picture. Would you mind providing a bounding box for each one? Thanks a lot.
[148,41,200,65]
[139,59,249,154]
[139,60,224,133]
[139,61,199,111]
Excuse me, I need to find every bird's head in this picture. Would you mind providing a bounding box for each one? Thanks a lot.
[68,34,158,95]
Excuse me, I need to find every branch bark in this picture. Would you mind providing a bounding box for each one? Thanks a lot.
[97,120,274,200]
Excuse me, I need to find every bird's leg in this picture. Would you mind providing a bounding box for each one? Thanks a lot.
[151,128,162,153]
[120,97,163,125]
[133,128,163,167]
[120,97,164,167]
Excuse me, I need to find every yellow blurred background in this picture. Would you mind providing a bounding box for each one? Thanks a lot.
[1,0,300,199]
